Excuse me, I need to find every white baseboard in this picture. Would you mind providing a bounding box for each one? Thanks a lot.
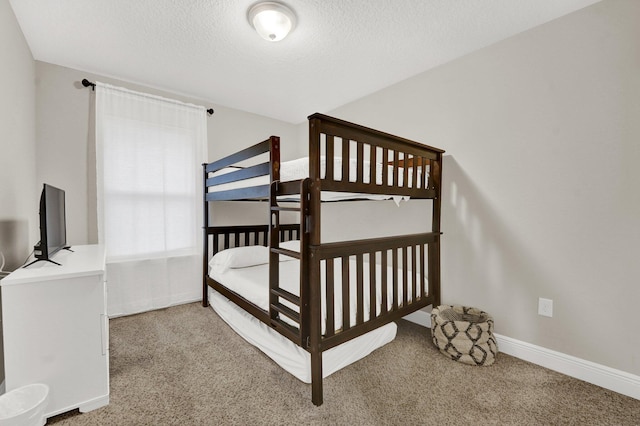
[495,334,640,400]
[402,310,640,401]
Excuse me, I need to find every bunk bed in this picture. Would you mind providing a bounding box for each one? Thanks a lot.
[202,113,444,405]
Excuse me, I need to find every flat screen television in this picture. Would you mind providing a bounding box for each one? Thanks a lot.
[26,184,69,267]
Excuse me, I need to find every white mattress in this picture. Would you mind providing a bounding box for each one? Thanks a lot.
[209,156,427,203]
[209,289,397,383]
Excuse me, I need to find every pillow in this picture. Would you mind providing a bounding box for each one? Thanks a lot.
[209,245,269,273]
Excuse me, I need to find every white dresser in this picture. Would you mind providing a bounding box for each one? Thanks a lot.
[0,244,109,419]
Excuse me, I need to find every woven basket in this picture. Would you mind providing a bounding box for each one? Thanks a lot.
[431,305,498,366]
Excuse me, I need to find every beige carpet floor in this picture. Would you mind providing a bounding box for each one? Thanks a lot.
[48,302,640,425]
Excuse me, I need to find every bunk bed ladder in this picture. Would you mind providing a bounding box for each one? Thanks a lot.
[268,179,310,346]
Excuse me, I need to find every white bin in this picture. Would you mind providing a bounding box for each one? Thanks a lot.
[0,384,49,426]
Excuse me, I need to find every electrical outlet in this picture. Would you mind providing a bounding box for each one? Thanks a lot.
[538,298,553,317]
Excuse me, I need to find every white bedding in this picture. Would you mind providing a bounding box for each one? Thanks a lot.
[209,156,427,203]
[209,289,397,383]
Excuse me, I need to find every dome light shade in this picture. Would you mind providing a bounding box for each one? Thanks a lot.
[248,2,296,42]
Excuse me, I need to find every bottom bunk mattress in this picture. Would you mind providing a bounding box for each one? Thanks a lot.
[209,289,397,383]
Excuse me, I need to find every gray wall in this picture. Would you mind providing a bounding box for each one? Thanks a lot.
[326,0,640,376]
[0,0,37,392]
[0,1,36,271]
[34,62,300,244]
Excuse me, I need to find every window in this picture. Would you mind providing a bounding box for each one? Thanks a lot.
[95,82,207,315]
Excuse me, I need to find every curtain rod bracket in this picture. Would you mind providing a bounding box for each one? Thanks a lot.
[80,78,214,115]
[81,78,95,91]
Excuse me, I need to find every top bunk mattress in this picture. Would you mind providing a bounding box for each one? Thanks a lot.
[208,156,428,203]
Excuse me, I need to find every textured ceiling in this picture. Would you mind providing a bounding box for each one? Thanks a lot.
[10,0,600,123]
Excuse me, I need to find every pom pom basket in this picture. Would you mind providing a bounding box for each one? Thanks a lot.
[431,305,498,366]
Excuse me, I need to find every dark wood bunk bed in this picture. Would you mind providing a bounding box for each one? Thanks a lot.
[202,113,444,405]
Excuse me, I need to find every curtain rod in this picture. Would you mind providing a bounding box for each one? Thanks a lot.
[81,79,214,116]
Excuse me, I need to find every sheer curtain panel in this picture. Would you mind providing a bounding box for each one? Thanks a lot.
[95,82,207,316]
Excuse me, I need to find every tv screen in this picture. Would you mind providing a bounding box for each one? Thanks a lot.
[33,184,67,264]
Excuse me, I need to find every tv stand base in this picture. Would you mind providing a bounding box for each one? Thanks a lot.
[24,258,62,268]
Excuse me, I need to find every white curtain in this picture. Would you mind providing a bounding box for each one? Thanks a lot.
[95,82,207,316]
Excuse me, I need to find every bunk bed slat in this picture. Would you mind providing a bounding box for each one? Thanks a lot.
[392,249,399,310]
[271,302,300,324]
[420,243,426,298]
[325,259,335,337]
[206,184,270,201]
[271,206,301,213]
[205,139,271,173]
[356,142,364,184]
[206,162,270,186]
[392,151,399,187]
[369,253,377,320]
[356,253,364,325]
[276,179,305,196]
[270,247,301,259]
[403,155,409,189]
[381,148,389,189]
[412,245,418,302]
[369,145,377,185]
[422,157,429,190]
[402,246,408,307]
[381,251,388,315]
[341,256,350,332]
[270,287,300,306]
[326,135,334,181]
[341,138,349,182]
[428,159,434,190]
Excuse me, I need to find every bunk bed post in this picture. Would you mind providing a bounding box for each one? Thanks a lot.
[269,136,281,182]
[308,117,324,405]
[307,117,322,243]
[202,163,210,307]
[429,154,443,307]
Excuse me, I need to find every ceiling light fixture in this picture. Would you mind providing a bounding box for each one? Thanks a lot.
[247,2,296,42]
